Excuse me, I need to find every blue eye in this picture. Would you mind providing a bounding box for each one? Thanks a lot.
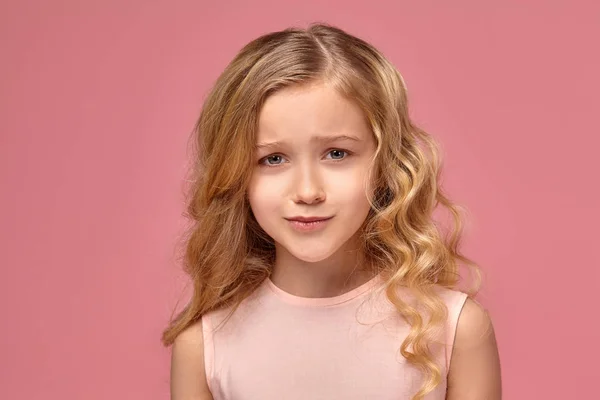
[260,154,286,166]
[326,149,348,160]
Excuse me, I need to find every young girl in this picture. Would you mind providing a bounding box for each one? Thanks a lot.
[163,23,501,400]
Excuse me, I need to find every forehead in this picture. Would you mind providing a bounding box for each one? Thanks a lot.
[256,82,372,143]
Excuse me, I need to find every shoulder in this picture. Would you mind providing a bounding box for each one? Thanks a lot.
[173,318,205,348]
[455,298,494,346]
[446,298,502,399]
[170,319,213,400]
[432,285,468,307]
[431,286,497,338]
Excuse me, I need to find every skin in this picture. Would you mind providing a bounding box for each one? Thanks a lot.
[247,80,378,298]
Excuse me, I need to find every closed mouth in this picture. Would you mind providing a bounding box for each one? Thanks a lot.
[285,216,333,223]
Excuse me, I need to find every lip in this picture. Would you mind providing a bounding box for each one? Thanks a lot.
[286,216,333,222]
[285,216,333,232]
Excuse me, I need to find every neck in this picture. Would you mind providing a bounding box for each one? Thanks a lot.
[270,235,376,298]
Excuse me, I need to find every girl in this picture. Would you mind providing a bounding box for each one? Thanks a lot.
[163,23,501,400]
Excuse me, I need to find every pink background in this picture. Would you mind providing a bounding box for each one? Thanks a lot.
[1,1,598,398]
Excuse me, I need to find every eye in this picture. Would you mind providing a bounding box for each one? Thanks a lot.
[325,149,350,160]
[259,154,287,166]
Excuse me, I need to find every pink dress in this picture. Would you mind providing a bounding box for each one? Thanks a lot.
[201,273,468,399]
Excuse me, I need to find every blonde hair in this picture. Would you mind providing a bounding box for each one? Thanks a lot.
[162,22,480,399]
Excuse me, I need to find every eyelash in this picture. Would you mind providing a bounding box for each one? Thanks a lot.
[258,149,353,167]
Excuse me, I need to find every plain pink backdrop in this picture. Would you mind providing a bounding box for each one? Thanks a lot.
[1,0,599,398]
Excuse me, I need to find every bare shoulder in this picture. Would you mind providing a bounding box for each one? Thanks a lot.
[455,298,495,347]
[446,298,502,399]
[170,319,213,400]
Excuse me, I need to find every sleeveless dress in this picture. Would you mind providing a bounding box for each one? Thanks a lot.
[201,273,468,399]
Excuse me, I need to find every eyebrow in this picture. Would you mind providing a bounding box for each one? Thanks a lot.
[255,134,361,150]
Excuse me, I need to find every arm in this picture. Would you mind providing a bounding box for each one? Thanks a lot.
[446,298,502,400]
[170,319,214,400]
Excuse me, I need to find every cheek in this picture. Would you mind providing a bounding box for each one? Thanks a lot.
[247,174,281,217]
[332,166,373,206]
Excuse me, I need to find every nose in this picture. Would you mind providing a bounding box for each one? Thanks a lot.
[292,164,326,205]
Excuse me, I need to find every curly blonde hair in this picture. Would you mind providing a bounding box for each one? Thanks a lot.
[162,22,480,399]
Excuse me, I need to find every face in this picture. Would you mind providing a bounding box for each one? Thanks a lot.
[247,81,377,263]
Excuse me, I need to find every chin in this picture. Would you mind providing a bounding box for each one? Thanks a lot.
[283,242,342,263]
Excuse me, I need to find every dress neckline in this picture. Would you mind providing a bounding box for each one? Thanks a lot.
[265,272,383,307]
